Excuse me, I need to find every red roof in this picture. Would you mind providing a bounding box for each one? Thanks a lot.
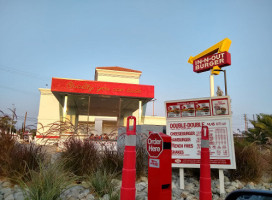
[95,66,142,73]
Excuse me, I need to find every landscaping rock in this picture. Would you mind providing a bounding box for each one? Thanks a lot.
[13,192,24,200]
[85,194,95,200]
[78,189,90,199]
[2,188,12,197]
[111,179,121,189]
[136,182,147,192]
[2,182,12,188]
[101,194,110,200]
[1,172,272,200]
[136,191,147,200]
[4,194,14,200]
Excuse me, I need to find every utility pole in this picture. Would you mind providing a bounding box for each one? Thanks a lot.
[152,99,157,116]
[244,114,248,132]
[23,112,27,133]
[9,105,16,135]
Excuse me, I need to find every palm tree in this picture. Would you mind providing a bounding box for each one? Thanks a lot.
[246,114,272,145]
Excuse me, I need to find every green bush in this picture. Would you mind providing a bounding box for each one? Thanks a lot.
[229,139,265,182]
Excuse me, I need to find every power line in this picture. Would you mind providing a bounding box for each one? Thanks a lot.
[0,64,48,81]
[0,85,38,95]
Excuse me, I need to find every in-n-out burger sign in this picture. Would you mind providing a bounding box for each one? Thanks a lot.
[193,51,231,73]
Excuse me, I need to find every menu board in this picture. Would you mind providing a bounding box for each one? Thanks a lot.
[167,104,181,118]
[212,98,229,116]
[165,96,236,169]
[195,100,211,117]
[180,102,195,117]
[166,97,230,119]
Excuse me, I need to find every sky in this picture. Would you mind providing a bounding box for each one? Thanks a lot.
[0,0,271,132]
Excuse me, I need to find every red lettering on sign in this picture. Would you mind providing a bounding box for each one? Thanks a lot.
[146,133,163,158]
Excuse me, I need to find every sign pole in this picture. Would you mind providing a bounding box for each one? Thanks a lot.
[179,168,185,189]
[210,71,215,97]
[224,70,228,96]
[219,169,225,195]
[210,70,225,195]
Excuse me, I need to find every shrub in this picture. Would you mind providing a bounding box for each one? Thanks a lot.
[100,145,123,175]
[229,139,265,182]
[0,133,16,175]
[19,161,76,200]
[61,134,149,179]
[136,145,148,178]
[8,143,46,181]
[61,137,99,176]
[0,137,45,182]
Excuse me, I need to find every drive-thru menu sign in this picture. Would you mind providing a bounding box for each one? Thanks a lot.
[165,96,236,169]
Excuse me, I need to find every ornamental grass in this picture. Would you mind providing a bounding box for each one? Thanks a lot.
[19,160,76,200]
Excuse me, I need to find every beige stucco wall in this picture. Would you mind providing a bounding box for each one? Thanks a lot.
[37,88,60,135]
[95,69,141,84]
[142,116,166,126]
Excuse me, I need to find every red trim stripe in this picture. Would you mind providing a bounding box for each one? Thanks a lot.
[172,159,231,165]
[36,135,60,139]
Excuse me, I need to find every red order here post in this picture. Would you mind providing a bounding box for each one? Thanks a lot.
[147,132,172,200]
[199,125,212,200]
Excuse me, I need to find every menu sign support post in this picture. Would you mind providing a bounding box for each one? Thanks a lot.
[210,74,226,194]
[210,75,226,194]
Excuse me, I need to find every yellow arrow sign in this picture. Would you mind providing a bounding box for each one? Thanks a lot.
[188,38,232,64]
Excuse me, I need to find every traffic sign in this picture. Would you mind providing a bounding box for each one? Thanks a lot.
[147,133,163,158]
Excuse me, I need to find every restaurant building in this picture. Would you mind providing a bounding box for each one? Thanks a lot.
[36,66,165,143]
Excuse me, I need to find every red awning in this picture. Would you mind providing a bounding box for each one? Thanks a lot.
[51,78,154,99]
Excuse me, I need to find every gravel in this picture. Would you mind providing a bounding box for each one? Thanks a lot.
[1,172,272,200]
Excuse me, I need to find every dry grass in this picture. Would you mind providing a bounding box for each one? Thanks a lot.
[229,139,265,182]
[100,145,123,175]
[136,145,148,178]
[0,133,16,175]
[61,137,100,176]
[0,133,46,182]
[60,134,148,179]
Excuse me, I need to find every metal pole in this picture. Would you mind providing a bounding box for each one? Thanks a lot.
[224,70,228,96]
[210,69,225,195]
[23,112,27,134]
[152,99,157,116]
[153,100,154,116]
[87,96,90,135]
[210,74,215,97]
